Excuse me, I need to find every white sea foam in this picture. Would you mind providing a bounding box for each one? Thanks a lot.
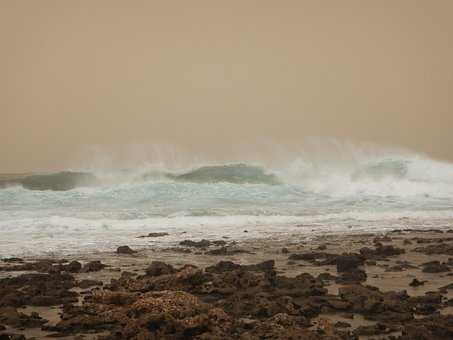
[1,142,453,257]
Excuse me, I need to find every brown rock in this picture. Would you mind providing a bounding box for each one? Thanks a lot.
[64,261,82,273]
[422,261,450,273]
[81,261,106,272]
[145,261,176,277]
[336,254,365,272]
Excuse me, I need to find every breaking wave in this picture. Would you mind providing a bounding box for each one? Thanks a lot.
[3,155,453,196]
[1,143,453,257]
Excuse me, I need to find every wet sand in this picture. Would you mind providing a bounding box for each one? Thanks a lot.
[1,229,453,339]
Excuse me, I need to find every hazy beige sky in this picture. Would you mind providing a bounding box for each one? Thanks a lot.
[1,0,453,172]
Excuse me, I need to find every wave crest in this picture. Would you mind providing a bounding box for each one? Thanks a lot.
[166,163,279,185]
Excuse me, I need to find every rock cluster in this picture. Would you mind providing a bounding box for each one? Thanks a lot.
[3,231,453,339]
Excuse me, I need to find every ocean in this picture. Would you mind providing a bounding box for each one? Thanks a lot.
[1,147,453,258]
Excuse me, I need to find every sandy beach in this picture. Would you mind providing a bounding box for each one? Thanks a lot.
[1,228,453,339]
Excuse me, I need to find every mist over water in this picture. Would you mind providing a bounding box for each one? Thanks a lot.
[1,141,453,258]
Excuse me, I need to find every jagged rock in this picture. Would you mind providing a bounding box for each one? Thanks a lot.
[0,273,77,307]
[90,291,138,305]
[339,284,411,318]
[131,291,207,318]
[241,313,333,339]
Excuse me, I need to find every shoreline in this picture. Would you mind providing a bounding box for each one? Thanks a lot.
[2,228,453,339]
[3,223,453,260]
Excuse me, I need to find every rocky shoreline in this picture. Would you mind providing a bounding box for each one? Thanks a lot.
[1,229,453,339]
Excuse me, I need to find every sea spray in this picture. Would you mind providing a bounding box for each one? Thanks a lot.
[1,143,453,257]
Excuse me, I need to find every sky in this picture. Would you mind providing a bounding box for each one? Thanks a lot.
[1,0,453,172]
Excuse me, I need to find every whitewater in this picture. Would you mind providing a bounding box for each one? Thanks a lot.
[1,146,453,258]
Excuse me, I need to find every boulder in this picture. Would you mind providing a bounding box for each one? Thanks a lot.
[116,246,136,254]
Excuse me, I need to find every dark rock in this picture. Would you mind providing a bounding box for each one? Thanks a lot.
[145,261,176,277]
[205,260,275,274]
[212,240,228,246]
[0,307,47,328]
[116,245,136,254]
[77,279,103,289]
[409,278,425,287]
[288,252,337,265]
[165,247,192,253]
[281,247,289,254]
[374,235,392,243]
[317,272,336,282]
[339,284,410,317]
[64,260,82,273]
[81,261,106,272]
[0,273,77,307]
[336,269,367,283]
[137,232,169,238]
[360,244,405,259]
[205,261,241,273]
[334,321,351,328]
[0,334,26,340]
[336,254,365,272]
[398,314,453,339]
[422,261,450,273]
[410,292,442,305]
[354,323,391,336]
[0,259,61,273]
[415,243,453,256]
[205,247,250,256]
[179,239,211,248]
[385,261,416,272]
[1,258,23,263]
[439,283,453,293]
